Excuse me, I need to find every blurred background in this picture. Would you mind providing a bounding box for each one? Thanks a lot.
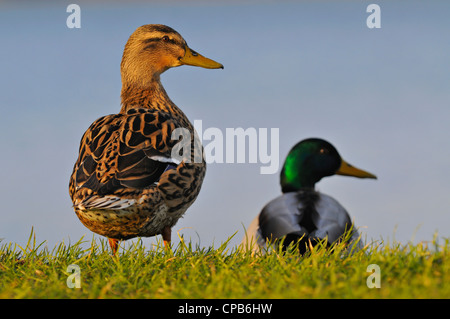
[0,0,449,250]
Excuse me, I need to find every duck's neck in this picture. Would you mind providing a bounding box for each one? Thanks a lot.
[280,163,317,193]
[120,79,185,118]
[280,175,316,193]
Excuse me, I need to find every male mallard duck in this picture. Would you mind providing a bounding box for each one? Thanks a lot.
[241,138,377,253]
[69,24,223,254]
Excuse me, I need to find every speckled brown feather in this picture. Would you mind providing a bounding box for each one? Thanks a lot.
[69,24,210,243]
[69,100,205,240]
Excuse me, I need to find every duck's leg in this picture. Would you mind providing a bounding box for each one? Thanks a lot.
[108,238,119,255]
[161,226,171,248]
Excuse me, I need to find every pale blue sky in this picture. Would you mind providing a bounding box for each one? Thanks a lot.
[1,1,449,250]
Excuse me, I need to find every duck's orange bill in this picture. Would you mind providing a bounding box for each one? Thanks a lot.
[336,159,377,179]
[180,46,224,69]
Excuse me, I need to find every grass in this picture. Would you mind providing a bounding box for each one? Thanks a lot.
[0,229,449,299]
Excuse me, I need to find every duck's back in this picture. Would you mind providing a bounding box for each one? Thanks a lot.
[69,107,205,239]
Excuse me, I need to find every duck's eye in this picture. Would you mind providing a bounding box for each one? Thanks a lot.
[162,36,170,42]
[319,148,329,155]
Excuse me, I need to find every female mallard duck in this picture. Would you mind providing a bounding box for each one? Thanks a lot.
[241,138,377,253]
[69,24,223,254]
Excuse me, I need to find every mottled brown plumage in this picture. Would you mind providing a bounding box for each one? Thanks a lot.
[69,24,223,253]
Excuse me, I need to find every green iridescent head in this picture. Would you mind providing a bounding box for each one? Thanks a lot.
[280,138,377,192]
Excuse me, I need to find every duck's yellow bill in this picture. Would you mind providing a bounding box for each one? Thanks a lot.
[336,159,377,179]
[180,46,224,69]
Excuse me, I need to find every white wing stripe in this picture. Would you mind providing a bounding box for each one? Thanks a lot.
[78,196,136,210]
